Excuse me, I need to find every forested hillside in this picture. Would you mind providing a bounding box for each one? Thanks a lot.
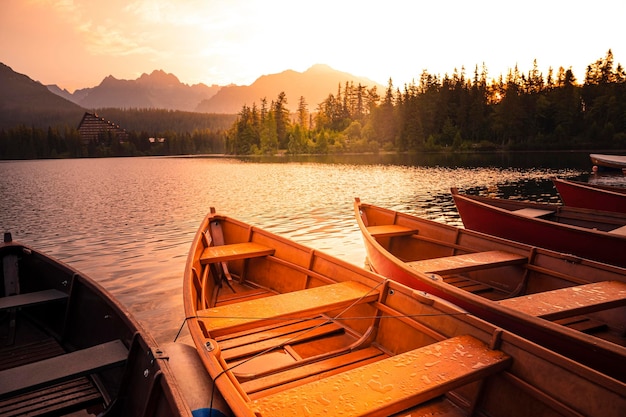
[227,50,626,155]
[0,108,236,159]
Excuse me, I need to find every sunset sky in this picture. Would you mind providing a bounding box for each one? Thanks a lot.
[1,0,624,92]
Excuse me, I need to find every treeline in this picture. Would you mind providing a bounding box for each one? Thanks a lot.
[227,50,626,154]
[0,109,235,159]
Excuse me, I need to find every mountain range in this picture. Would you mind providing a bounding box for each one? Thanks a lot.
[0,62,383,129]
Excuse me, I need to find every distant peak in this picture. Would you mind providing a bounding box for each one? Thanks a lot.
[306,64,335,73]
[138,69,181,85]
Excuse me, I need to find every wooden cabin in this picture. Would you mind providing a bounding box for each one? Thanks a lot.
[77,112,129,144]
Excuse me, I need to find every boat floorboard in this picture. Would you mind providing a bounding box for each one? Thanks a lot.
[0,338,105,416]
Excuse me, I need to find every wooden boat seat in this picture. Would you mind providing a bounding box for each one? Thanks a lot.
[608,225,626,236]
[0,339,128,399]
[407,250,527,275]
[512,208,554,218]
[497,281,626,320]
[250,334,511,417]
[0,289,67,311]
[197,281,379,336]
[200,242,275,264]
[367,224,419,238]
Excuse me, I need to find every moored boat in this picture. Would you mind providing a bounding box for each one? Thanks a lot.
[590,153,626,172]
[553,177,626,213]
[0,233,196,416]
[183,207,625,416]
[451,188,626,267]
[354,198,626,383]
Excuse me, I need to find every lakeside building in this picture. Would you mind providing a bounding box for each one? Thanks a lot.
[78,112,129,144]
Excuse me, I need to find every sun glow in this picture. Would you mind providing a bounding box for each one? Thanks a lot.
[0,0,624,92]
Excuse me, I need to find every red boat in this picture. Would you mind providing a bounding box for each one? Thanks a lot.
[553,177,626,213]
[354,198,626,383]
[451,188,626,268]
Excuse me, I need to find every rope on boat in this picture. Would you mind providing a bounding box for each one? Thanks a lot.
[173,278,473,392]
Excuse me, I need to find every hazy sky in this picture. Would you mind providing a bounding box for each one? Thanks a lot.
[1,0,624,92]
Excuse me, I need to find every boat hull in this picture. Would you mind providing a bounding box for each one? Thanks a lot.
[451,189,626,267]
[184,208,626,416]
[0,235,192,416]
[553,177,626,213]
[355,198,626,383]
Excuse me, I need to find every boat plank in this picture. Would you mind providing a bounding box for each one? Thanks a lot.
[498,281,626,320]
[609,225,626,236]
[0,378,102,417]
[367,225,419,238]
[197,281,379,336]
[407,250,527,275]
[242,346,385,395]
[200,242,275,264]
[250,334,510,417]
[0,289,67,311]
[222,322,345,361]
[0,340,128,398]
[512,208,554,218]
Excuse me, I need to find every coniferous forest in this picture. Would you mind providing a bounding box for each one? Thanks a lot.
[227,50,626,155]
[1,50,624,159]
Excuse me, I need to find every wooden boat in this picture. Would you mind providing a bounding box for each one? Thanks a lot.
[590,153,626,172]
[553,177,626,213]
[183,208,625,417]
[0,232,213,417]
[354,198,626,383]
[451,187,626,268]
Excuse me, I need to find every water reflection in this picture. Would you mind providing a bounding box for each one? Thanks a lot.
[0,152,618,342]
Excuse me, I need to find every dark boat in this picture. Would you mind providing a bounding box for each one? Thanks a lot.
[590,153,626,172]
[451,188,626,268]
[182,208,625,416]
[553,177,626,213]
[354,198,626,383]
[0,232,196,417]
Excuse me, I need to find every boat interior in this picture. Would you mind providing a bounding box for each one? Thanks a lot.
[358,205,626,350]
[0,243,176,416]
[186,212,623,416]
[470,195,626,235]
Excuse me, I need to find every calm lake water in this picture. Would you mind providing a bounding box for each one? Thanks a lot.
[1,152,622,343]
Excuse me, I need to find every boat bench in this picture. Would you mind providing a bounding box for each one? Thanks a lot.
[196,281,379,337]
[512,208,555,218]
[199,242,275,264]
[608,225,626,236]
[367,224,419,238]
[498,281,626,320]
[0,339,128,399]
[250,334,511,417]
[0,289,67,311]
[407,250,528,275]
